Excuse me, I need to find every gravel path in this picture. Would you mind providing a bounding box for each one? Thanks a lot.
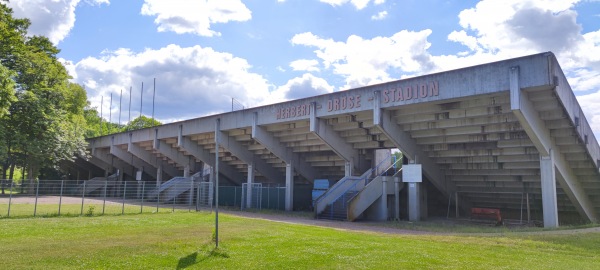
[221,210,600,236]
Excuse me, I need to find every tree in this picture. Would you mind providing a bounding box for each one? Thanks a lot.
[122,115,161,131]
[0,64,16,117]
[0,3,88,188]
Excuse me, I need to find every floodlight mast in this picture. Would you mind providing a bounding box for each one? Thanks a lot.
[214,118,220,248]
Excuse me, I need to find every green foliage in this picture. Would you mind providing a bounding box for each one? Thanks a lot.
[84,206,95,217]
[0,2,88,180]
[122,115,161,131]
[0,64,16,117]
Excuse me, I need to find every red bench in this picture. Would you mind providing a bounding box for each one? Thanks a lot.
[471,208,503,225]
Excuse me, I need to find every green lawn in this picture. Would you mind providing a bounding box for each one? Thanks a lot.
[0,212,598,269]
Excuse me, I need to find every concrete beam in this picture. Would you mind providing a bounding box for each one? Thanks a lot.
[127,134,180,178]
[510,66,598,223]
[373,91,467,206]
[309,102,359,173]
[109,144,157,179]
[153,128,195,174]
[252,112,319,181]
[178,135,243,184]
[72,157,105,178]
[554,149,599,223]
[510,66,551,156]
[217,120,285,183]
[91,148,127,177]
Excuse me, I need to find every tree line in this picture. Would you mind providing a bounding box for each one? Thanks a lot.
[0,2,160,192]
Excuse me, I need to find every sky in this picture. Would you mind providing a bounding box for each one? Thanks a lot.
[6,0,600,138]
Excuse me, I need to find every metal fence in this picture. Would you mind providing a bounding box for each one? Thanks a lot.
[0,179,212,218]
[0,180,313,218]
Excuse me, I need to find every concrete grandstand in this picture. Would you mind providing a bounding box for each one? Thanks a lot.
[62,52,600,228]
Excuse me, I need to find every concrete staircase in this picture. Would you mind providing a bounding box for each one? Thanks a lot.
[315,156,403,221]
[146,177,191,203]
[348,173,403,221]
[314,170,371,220]
[77,174,118,196]
[317,191,358,220]
[147,171,204,203]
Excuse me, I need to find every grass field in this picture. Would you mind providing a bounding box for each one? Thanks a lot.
[0,212,599,269]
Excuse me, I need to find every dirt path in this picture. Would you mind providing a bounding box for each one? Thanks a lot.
[220,209,600,236]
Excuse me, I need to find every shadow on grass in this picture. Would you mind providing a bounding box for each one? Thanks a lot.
[176,245,229,269]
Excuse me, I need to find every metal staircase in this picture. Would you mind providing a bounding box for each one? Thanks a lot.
[77,173,118,196]
[314,156,402,221]
[146,170,205,203]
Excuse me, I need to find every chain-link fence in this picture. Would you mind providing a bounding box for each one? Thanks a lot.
[0,179,213,218]
[0,180,313,218]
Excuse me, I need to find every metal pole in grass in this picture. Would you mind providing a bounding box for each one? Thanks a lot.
[214,118,220,248]
[172,191,175,212]
[122,181,126,215]
[196,183,200,211]
[156,187,160,213]
[81,181,86,216]
[7,180,13,217]
[140,181,145,214]
[33,180,40,217]
[103,181,107,215]
[58,180,64,216]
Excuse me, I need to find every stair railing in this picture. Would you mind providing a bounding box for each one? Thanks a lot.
[347,157,404,205]
[315,154,404,219]
[326,155,398,216]
[314,175,360,216]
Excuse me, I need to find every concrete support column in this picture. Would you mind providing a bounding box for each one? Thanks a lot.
[378,176,389,221]
[420,183,428,219]
[394,176,400,220]
[183,164,190,178]
[344,160,353,177]
[209,166,215,183]
[541,149,559,228]
[408,182,421,221]
[406,158,422,222]
[136,168,143,199]
[156,165,163,187]
[285,163,294,211]
[246,162,255,209]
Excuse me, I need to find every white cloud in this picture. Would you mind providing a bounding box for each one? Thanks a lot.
[440,0,600,139]
[291,30,435,89]
[319,0,384,10]
[289,59,320,72]
[7,0,109,44]
[69,44,272,122]
[371,11,388,20]
[86,0,109,5]
[140,0,251,37]
[268,74,334,102]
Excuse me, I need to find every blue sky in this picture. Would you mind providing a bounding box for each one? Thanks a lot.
[7,0,600,137]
